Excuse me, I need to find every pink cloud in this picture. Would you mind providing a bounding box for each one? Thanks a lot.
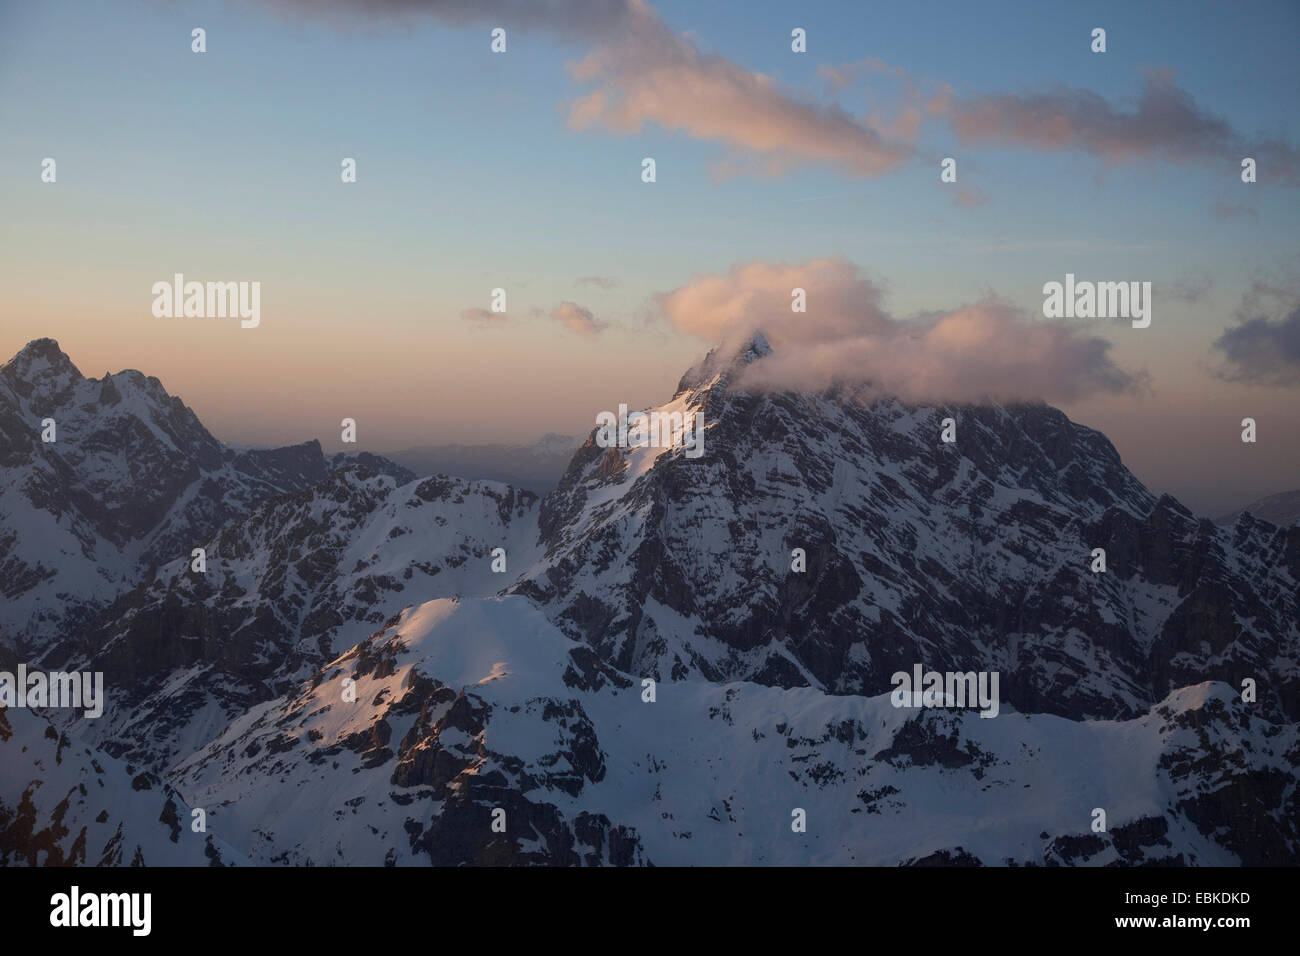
[565,20,912,177]
[257,4,1297,184]
[659,258,1142,404]
[551,300,607,336]
[941,71,1299,184]
[262,0,912,178]
[459,307,505,324]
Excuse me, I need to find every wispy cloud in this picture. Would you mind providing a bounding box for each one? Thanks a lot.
[564,17,912,178]
[818,57,908,94]
[459,306,505,325]
[940,71,1299,185]
[258,0,913,178]
[1212,281,1300,386]
[1163,271,1213,304]
[255,4,1298,186]
[954,186,988,209]
[551,300,607,336]
[1211,201,1259,221]
[258,0,637,39]
[576,275,619,289]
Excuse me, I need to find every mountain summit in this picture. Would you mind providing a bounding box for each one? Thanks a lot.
[676,329,773,395]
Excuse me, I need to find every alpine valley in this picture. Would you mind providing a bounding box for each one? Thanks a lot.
[1,337,1296,866]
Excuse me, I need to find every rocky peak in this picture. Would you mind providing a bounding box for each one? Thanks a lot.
[5,337,80,374]
[1,337,84,411]
[675,330,773,397]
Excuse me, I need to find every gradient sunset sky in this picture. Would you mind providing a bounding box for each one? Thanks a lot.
[1,0,1297,515]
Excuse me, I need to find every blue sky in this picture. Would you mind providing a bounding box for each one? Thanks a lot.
[1,0,1297,513]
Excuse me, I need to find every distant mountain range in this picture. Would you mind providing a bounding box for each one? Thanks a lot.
[1215,489,1300,528]
[381,434,581,495]
[2,336,1296,866]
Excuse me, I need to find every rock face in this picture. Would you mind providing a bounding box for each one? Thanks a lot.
[1,336,1297,865]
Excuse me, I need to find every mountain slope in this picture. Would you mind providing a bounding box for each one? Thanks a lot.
[58,467,539,769]
[170,596,1298,866]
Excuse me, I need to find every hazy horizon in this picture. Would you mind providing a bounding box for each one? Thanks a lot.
[3,331,1293,519]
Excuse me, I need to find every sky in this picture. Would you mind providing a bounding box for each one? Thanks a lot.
[1,0,1297,515]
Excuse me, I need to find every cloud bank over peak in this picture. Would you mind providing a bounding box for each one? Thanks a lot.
[658,258,1143,404]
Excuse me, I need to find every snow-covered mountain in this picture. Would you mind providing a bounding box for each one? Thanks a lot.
[170,596,1296,866]
[67,469,539,769]
[2,336,1297,865]
[516,335,1299,725]
[0,339,408,657]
